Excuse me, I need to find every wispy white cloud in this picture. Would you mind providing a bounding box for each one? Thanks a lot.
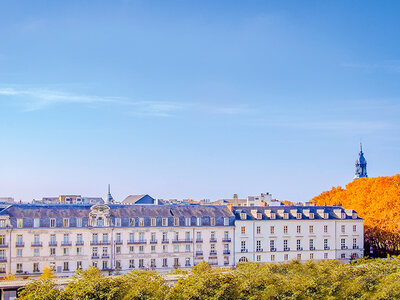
[0,86,252,117]
[342,60,400,73]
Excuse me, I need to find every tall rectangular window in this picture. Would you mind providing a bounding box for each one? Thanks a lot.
[309,226,314,233]
[297,225,301,233]
[270,226,275,234]
[17,219,23,228]
[210,218,215,226]
[324,225,328,233]
[34,218,40,228]
[256,226,261,234]
[76,218,82,228]
[162,218,167,226]
[284,226,288,234]
[50,218,56,228]
[241,226,246,234]
[63,218,69,228]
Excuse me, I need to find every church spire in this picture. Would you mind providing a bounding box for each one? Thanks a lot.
[354,143,368,179]
[107,184,114,204]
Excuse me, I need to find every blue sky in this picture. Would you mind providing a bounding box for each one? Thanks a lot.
[0,0,399,203]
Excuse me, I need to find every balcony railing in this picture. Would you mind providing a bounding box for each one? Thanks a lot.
[90,241,111,245]
[196,239,203,243]
[162,239,169,244]
[195,251,203,256]
[31,242,43,247]
[91,255,99,259]
[149,240,158,244]
[76,241,84,246]
[310,246,316,251]
[256,248,263,252]
[208,261,218,266]
[341,245,348,250]
[284,247,290,252]
[241,249,248,253]
[0,257,7,262]
[209,251,217,256]
[209,239,217,243]
[324,246,330,250]
[172,239,192,244]
[127,240,147,245]
[16,242,25,247]
[173,264,181,269]
[270,247,277,252]
[102,255,110,259]
[0,243,8,248]
[222,238,231,243]
[353,245,359,249]
[61,241,72,246]
[223,250,230,255]
[49,241,57,246]
[297,247,303,251]
[115,241,123,245]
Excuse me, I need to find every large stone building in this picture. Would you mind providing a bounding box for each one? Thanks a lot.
[0,202,364,277]
[0,204,234,276]
[233,205,364,264]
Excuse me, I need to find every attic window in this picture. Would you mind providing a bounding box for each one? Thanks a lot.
[352,213,357,219]
[324,213,329,219]
[270,213,276,220]
[129,218,135,226]
[240,213,246,220]
[151,218,156,226]
[0,220,5,228]
[284,213,289,220]
[341,213,346,219]
[162,218,167,226]
[257,213,262,220]
[174,218,179,226]
[197,217,202,226]
[296,213,302,219]
[309,213,314,219]
[210,218,215,226]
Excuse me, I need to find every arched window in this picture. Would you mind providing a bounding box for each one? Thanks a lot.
[97,217,104,227]
[239,257,248,263]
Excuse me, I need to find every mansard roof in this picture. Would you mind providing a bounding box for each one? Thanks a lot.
[0,203,234,219]
[233,206,362,220]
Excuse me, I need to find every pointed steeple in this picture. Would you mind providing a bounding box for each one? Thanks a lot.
[354,143,368,179]
[107,184,114,204]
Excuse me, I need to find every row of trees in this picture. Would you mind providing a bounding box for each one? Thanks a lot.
[311,175,400,256]
[18,259,400,299]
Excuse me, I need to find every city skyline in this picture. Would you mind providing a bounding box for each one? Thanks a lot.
[1,1,399,203]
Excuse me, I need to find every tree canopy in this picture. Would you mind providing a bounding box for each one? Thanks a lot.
[312,175,400,255]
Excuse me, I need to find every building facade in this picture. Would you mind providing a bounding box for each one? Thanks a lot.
[0,204,235,276]
[233,206,364,264]
[0,203,364,277]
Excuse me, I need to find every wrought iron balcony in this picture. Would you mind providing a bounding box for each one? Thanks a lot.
[223,250,230,255]
[222,238,231,243]
[31,242,43,247]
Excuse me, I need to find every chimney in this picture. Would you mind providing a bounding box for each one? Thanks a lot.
[233,194,239,206]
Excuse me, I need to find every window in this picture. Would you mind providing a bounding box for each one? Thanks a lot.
[283,239,288,251]
[76,218,82,227]
[63,248,69,256]
[174,232,179,241]
[93,233,98,243]
[241,240,246,251]
[151,218,156,226]
[77,261,82,269]
[324,253,328,259]
[0,250,4,260]
[256,226,261,234]
[309,239,314,250]
[77,247,82,255]
[309,213,314,219]
[162,258,168,267]
[174,258,179,267]
[151,232,156,242]
[139,246,144,253]
[63,262,69,271]
[210,231,216,241]
[284,226,288,234]
[174,218,179,226]
[63,234,69,244]
[353,238,357,249]
[139,218,144,226]
[196,232,202,241]
[17,249,23,257]
[341,253,346,259]
[324,213,329,219]
[174,245,179,252]
[0,220,4,228]
[50,218,56,228]
[150,259,156,268]
[240,213,246,220]
[224,218,229,226]
[17,219,23,228]
[309,226,314,233]
[186,244,191,252]
[129,259,135,268]
[185,258,191,266]
[103,247,108,256]
[297,239,301,251]
[270,213,276,219]
[102,261,108,270]
[210,217,215,226]
[185,217,191,226]
[129,246,134,253]
[162,218,167,226]
[297,254,301,260]
[33,234,40,244]
[270,240,275,251]
[0,235,5,245]
[34,218,40,228]
[284,254,288,261]
[116,233,121,243]
[241,226,246,234]
[324,225,328,233]
[310,253,314,260]
[92,247,98,257]
[139,259,144,268]
[17,235,23,245]
[139,232,144,242]
[185,231,190,241]
[103,234,109,243]
[129,218,135,226]
[33,263,40,272]
[324,239,329,250]
[270,226,275,234]
[63,218,69,227]
[271,255,275,261]
[50,248,55,256]
[197,217,202,226]
[116,246,121,254]
[297,225,301,233]
[297,213,302,219]
[163,245,168,252]
[284,213,289,219]
[115,218,121,227]
[129,233,134,243]
[256,255,261,262]
[162,232,168,242]
[353,225,357,232]
[341,225,345,233]
[256,240,262,252]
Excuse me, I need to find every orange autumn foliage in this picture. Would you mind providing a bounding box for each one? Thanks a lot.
[312,175,400,255]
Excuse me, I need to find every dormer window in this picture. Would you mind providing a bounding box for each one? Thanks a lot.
[309,213,314,219]
[240,213,246,220]
[63,218,69,228]
[197,217,202,226]
[162,218,167,226]
[96,218,104,227]
[257,213,262,220]
[210,218,215,226]
[270,213,276,220]
[0,220,5,228]
[34,218,40,228]
[324,213,329,219]
[341,213,346,219]
[139,218,144,226]
[352,213,357,219]
[284,213,289,220]
[151,218,156,226]
[297,213,302,219]
[174,218,179,226]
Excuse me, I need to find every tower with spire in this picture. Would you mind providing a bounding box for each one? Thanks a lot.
[107,184,114,204]
[354,143,368,179]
